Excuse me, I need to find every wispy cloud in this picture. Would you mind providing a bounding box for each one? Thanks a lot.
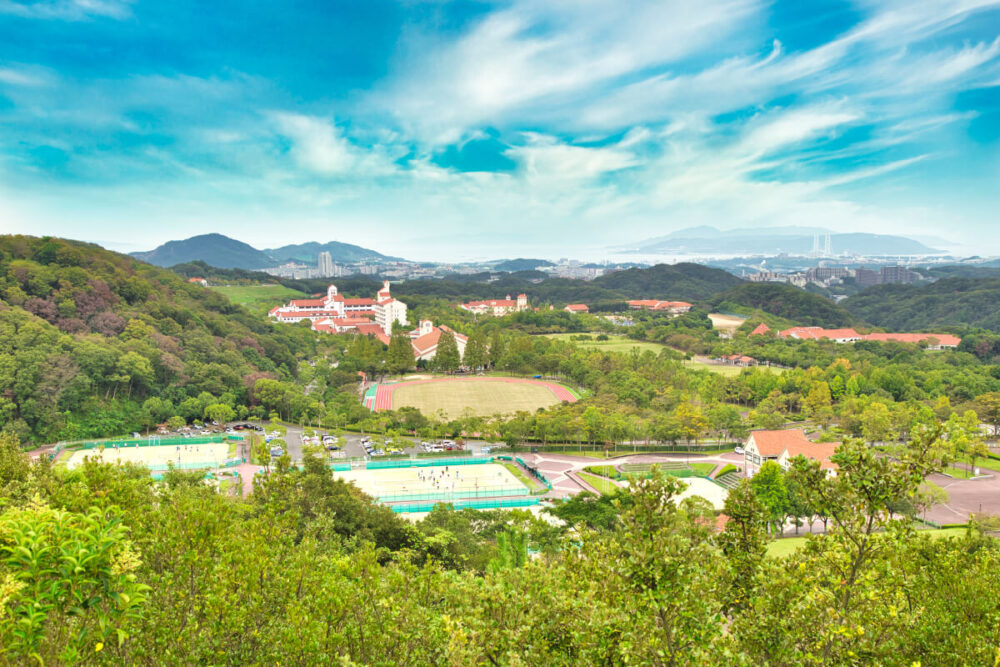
[0,0,133,21]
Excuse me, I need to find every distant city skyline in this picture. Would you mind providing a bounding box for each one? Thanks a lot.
[1,0,999,258]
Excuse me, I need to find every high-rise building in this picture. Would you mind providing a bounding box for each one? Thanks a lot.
[317,251,333,277]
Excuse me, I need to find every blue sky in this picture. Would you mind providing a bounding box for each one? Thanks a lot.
[0,0,998,260]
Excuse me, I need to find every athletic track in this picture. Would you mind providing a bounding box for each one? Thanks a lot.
[370,377,577,412]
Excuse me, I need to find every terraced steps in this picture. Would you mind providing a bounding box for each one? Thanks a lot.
[714,471,743,489]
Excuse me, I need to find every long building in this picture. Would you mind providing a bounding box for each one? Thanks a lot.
[269,281,407,336]
[459,294,528,315]
[753,325,960,349]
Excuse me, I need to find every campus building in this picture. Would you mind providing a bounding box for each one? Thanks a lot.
[758,326,960,349]
[564,304,589,313]
[626,299,693,314]
[269,281,408,336]
[409,319,468,362]
[459,294,529,315]
[743,429,839,478]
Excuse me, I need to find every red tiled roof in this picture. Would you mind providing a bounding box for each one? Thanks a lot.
[861,332,961,347]
[355,323,390,346]
[750,429,839,468]
[343,298,375,306]
[779,327,861,340]
[750,323,771,336]
[564,304,589,311]
[462,299,517,308]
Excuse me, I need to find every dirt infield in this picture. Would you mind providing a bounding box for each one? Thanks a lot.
[333,463,529,501]
[372,377,577,419]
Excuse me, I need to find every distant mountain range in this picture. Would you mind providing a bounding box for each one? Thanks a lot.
[130,233,396,269]
[620,226,941,256]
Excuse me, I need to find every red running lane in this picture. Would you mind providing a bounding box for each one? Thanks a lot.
[371,377,577,412]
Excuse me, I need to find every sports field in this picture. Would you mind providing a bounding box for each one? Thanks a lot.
[65,442,231,470]
[373,377,577,419]
[544,333,665,355]
[334,463,529,502]
[211,284,306,308]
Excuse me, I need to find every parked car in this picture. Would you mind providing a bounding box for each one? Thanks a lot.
[734,446,745,455]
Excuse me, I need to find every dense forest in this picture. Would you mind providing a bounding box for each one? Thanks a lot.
[843,277,1000,332]
[2,425,1000,664]
[0,236,330,444]
[711,283,856,328]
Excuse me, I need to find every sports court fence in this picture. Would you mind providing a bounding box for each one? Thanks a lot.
[366,456,493,469]
[63,434,243,450]
[376,486,529,503]
[389,497,540,513]
[497,456,553,490]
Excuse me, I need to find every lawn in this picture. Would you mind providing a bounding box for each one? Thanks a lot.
[543,333,666,355]
[577,470,621,494]
[391,379,565,420]
[211,284,307,309]
[501,461,540,491]
[766,527,968,558]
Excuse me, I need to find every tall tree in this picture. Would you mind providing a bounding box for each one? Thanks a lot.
[387,332,415,374]
[434,330,461,372]
[463,330,489,370]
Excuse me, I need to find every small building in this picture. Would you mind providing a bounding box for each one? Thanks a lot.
[743,429,839,478]
[627,299,693,314]
[716,354,757,367]
[409,319,468,362]
[187,277,208,287]
[749,323,771,336]
[564,304,589,313]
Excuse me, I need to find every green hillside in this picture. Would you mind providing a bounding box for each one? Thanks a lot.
[843,278,1000,332]
[0,235,326,444]
[711,283,855,328]
[592,262,743,300]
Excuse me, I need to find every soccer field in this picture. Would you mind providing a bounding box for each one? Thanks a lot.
[65,442,231,470]
[388,378,571,419]
[210,284,306,308]
[334,463,529,502]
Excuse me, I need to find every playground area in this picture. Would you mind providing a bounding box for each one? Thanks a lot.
[64,441,233,471]
[333,462,531,504]
[364,376,577,419]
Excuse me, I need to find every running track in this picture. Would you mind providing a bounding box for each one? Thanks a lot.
[370,377,577,412]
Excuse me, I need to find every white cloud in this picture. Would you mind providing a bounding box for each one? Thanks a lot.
[0,0,133,20]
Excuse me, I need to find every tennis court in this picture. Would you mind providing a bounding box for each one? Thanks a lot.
[65,442,232,471]
[333,462,530,502]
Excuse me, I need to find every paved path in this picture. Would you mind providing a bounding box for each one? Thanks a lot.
[924,471,1000,524]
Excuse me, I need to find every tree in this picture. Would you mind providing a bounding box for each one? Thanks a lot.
[861,401,893,443]
[433,330,461,373]
[975,391,1000,436]
[750,461,788,534]
[718,479,770,612]
[387,332,415,374]
[204,403,236,425]
[463,330,489,370]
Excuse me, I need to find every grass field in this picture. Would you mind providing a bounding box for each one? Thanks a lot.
[766,527,968,558]
[390,379,566,419]
[544,333,666,355]
[578,470,620,494]
[211,284,307,309]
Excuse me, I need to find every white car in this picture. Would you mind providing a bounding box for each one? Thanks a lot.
[734,446,745,455]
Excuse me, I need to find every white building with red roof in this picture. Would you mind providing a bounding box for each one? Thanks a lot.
[564,303,589,313]
[744,429,839,478]
[460,293,528,316]
[778,326,862,343]
[409,319,468,361]
[269,281,407,337]
[627,299,693,314]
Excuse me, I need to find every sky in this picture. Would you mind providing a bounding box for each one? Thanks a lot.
[0,0,998,261]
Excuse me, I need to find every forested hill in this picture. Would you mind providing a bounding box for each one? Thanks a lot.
[131,233,273,269]
[591,263,742,300]
[0,235,325,444]
[711,283,855,328]
[843,278,1000,332]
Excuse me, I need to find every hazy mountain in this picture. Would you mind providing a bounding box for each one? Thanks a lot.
[131,233,273,269]
[592,262,743,300]
[621,226,941,256]
[265,241,397,264]
[131,234,395,269]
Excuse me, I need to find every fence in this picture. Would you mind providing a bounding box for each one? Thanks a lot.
[376,486,528,503]
[68,435,242,450]
[497,456,553,490]
[390,497,540,513]
[365,456,493,470]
